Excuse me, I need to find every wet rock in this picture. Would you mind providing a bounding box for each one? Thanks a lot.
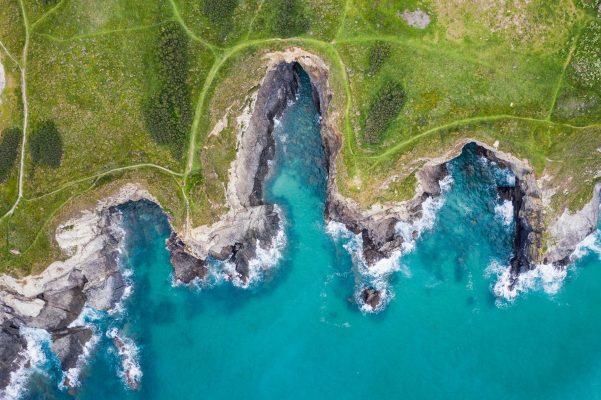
[31,285,86,331]
[51,326,93,374]
[0,321,26,389]
[167,234,208,284]
[112,335,139,390]
[361,287,381,309]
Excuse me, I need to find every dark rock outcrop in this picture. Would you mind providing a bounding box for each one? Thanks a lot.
[51,327,93,373]
[361,287,381,309]
[0,321,26,389]
[167,233,208,284]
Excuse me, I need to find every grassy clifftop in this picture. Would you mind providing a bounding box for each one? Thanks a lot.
[0,0,600,275]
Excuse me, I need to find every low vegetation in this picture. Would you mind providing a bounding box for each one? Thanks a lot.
[0,127,21,183]
[144,22,192,159]
[0,0,600,274]
[363,80,406,144]
[29,121,63,168]
[367,41,390,77]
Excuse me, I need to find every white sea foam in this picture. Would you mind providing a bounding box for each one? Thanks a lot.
[487,261,568,302]
[327,175,453,313]
[60,333,100,390]
[488,229,601,303]
[0,327,51,400]
[218,207,287,288]
[572,231,601,260]
[106,328,142,390]
[396,174,454,251]
[494,200,514,226]
[60,306,103,390]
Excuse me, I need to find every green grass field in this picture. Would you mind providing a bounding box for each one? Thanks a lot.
[0,0,600,275]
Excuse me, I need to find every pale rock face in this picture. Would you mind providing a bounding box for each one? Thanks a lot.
[399,9,431,29]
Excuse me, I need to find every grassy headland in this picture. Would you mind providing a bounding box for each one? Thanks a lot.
[0,0,599,274]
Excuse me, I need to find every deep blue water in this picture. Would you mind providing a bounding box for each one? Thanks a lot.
[20,70,601,400]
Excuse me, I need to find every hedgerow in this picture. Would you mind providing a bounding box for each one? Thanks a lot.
[28,121,63,168]
[144,22,192,158]
[363,80,406,144]
[0,128,22,183]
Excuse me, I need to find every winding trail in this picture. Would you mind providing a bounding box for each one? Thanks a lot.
[1,0,30,222]
[0,0,599,256]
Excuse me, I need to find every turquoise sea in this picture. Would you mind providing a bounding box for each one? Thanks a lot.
[21,69,601,400]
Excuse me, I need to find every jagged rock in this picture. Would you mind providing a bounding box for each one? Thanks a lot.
[31,285,86,331]
[167,234,208,284]
[361,287,381,309]
[51,326,93,373]
[0,321,26,389]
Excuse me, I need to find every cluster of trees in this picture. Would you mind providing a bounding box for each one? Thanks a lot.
[202,0,239,24]
[0,127,22,183]
[363,80,406,144]
[271,0,309,37]
[29,120,64,168]
[144,23,192,159]
[367,41,391,76]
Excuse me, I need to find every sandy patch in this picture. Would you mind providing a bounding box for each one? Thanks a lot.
[0,61,5,103]
[399,9,431,29]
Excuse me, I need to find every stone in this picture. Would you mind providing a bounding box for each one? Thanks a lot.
[361,287,381,309]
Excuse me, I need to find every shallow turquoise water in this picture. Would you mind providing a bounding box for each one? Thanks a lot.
[23,70,601,400]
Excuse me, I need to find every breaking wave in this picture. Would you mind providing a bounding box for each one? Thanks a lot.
[488,230,601,303]
[327,175,453,313]
[494,200,514,226]
[211,207,287,289]
[106,328,142,390]
[0,327,51,400]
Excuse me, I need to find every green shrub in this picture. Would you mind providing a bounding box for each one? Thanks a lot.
[144,23,192,158]
[363,81,406,144]
[367,41,391,76]
[29,121,63,168]
[0,128,22,183]
[272,0,309,37]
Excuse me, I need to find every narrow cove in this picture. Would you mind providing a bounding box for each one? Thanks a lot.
[20,68,601,400]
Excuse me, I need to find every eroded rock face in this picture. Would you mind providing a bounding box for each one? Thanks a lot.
[181,63,301,284]
[167,233,208,284]
[0,321,26,389]
[0,186,151,391]
[51,327,93,373]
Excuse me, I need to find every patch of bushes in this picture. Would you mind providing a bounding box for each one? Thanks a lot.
[363,80,406,144]
[272,0,309,37]
[367,41,391,76]
[0,128,22,183]
[28,121,63,168]
[144,23,192,158]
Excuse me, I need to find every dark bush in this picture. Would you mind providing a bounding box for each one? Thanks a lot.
[29,121,63,168]
[367,41,391,76]
[144,23,192,158]
[202,0,239,23]
[0,128,22,183]
[273,0,309,37]
[364,81,406,144]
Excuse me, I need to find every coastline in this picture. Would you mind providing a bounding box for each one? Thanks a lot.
[1,46,601,392]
